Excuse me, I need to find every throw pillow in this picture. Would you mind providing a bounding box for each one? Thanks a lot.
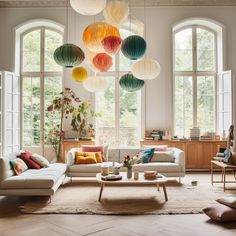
[75,152,97,164]
[138,148,155,163]
[216,197,236,209]
[203,204,236,222]
[82,145,108,162]
[19,151,41,169]
[30,154,50,168]
[10,158,28,175]
[151,151,175,162]
[143,145,168,151]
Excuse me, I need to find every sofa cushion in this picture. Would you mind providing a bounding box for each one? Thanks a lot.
[31,153,50,168]
[75,152,97,164]
[19,151,41,169]
[203,204,236,222]
[139,148,155,163]
[68,162,118,173]
[151,151,175,162]
[132,162,182,173]
[10,158,28,175]
[82,145,108,162]
[0,163,66,189]
[216,197,236,209]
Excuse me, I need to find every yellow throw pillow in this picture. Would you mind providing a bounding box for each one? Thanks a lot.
[74,152,97,164]
[95,152,103,163]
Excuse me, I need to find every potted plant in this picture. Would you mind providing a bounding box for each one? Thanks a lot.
[71,100,100,139]
[46,88,80,161]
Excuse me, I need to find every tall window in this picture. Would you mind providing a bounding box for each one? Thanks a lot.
[21,26,63,149]
[174,25,216,137]
[96,29,141,147]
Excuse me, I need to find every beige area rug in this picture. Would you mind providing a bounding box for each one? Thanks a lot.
[20,178,236,215]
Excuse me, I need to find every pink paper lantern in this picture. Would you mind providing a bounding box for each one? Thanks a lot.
[102,35,122,54]
[93,53,113,72]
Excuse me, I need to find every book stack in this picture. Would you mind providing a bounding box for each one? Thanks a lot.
[144,171,158,180]
[150,131,159,140]
[190,127,200,140]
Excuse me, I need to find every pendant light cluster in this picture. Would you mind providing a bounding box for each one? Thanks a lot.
[53,0,161,93]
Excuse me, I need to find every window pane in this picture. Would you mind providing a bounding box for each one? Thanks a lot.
[175,28,193,71]
[174,76,193,137]
[197,76,215,133]
[197,28,215,71]
[119,29,133,71]
[120,89,139,147]
[96,78,116,146]
[22,77,40,146]
[45,30,63,72]
[22,30,40,72]
[44,77,62,144]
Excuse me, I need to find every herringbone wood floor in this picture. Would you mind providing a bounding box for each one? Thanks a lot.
[1,173,236,236]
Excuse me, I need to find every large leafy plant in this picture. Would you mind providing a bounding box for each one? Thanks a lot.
[71,101,100,138]
[46,88,80,161]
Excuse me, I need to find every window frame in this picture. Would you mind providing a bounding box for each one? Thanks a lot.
[20,26,63,151]
[94,54,144,148]
[173,24,218,136]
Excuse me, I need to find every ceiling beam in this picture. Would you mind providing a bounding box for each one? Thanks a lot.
[0,0,236,8]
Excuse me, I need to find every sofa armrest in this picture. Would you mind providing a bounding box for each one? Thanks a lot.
[66,147,82,166]
[172,148,185,172]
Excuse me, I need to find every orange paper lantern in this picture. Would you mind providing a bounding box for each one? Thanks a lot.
[102,35,122,54]
[83,22,120,53]
[93,53,113,72]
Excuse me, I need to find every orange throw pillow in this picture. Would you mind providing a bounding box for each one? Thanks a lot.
[95,152,103,163]
[74,152,97,164]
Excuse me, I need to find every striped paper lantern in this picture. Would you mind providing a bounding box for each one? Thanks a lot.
[119,73,144,92]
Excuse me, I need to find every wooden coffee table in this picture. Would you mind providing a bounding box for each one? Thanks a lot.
[96,172,168,202]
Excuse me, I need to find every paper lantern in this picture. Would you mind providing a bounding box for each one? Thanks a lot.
[70,0,106,15]
[102,35,122,54]
[119,73,144,92]
[72,67,88,82]
[121,35,146,60]
[93,53,113,72]
[83,22,120,53]
[53,43,85,67]
[131,59,161,80]
[103,0,129,27]
[83,76,108,92]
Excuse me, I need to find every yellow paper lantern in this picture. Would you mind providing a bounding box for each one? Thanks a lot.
[103,0,129,27]
[71,67,88,82]
[83,22,120,53]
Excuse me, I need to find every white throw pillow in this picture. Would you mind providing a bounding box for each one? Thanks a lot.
[31,154,50,168]
[150,151,175,162]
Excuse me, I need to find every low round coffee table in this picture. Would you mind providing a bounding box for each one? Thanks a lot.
[96,172,168,202]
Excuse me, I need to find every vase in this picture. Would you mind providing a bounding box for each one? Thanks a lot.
[127,167,132,178]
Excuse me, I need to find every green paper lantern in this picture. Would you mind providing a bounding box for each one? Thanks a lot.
[53,43,85,68]
[121,35,146,60]
[119,73,144,92]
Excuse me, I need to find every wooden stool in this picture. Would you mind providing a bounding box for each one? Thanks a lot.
[211,160,236,191]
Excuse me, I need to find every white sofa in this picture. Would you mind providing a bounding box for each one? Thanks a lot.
[66,147,185,179]
[0,151,67,196]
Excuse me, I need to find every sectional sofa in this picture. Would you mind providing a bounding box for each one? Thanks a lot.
[0,151,66,197]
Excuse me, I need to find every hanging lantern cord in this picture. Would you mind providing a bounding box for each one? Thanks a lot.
[66,0,69,42]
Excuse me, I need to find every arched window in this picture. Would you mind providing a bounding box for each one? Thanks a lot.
[173,19,225,137]
[15,20,64,153]
[95,28,143,147]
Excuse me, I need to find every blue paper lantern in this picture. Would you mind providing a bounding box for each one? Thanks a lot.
[53,43,85,68]
[119,73,144,92]
[121,35,146,60]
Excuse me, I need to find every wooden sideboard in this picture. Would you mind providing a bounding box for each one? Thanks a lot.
[62,139,95,162]
[140,140,227,170]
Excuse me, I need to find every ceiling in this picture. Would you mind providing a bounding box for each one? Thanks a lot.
[0,0,236,8]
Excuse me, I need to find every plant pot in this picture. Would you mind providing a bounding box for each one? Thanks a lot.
[127,168,132,178]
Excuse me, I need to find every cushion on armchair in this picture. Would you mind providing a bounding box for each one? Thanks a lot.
[82,145,108,162]
[75,152,97,164]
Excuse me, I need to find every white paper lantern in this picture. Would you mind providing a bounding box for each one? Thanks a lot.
[83,76,108,92]
[70,0,107,15]
[131,58,161,80]
[103,0,129,27]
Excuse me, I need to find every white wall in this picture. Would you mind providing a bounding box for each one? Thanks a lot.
[0,6,236,136]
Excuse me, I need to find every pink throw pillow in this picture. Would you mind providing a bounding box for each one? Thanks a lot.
[203,203,236,222]
[82,145,107,162]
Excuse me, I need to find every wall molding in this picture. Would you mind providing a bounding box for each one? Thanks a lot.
[1,0,236,8]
